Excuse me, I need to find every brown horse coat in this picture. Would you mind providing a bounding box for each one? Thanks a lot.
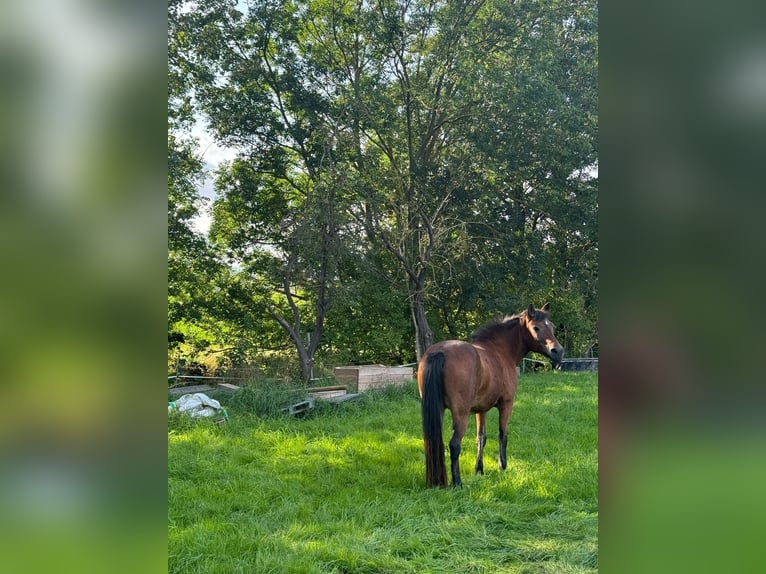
[418,304,563,487]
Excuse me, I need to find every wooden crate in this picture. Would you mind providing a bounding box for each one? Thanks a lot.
[333,365,413,392]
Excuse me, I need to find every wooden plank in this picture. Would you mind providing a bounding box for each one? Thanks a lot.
[309,389,347,399]
[216,383,241,391]
[168,384,215,397]
[309,385,348,392]
[333,368,360,385]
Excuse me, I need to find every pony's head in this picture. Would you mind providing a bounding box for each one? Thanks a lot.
[522,303,564,367]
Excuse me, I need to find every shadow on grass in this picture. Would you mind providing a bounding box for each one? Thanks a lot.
[169,373,598,573]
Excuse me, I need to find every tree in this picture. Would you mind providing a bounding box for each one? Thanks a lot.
[424,0,598,353]
[168,0,599,374]
[169,1,223,353]
[179,0,360,380]
[167,136,210,328]
[302,0,598,359]
[298,0,497,360]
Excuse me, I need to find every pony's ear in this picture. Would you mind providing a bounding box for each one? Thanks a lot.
[542,302,551,312]
[527,304,536,317]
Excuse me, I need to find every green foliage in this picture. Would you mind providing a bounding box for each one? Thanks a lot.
[167,133,227,357]
[168,0,598,376]
[322,254,415,365]
[168,371,598,573]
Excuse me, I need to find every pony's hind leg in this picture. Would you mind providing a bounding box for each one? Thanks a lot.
[449,415,468,487]
[474,412,487,475]
[497,400,514,471]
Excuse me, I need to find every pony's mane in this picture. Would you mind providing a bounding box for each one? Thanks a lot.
[469,314,522,343]
[468,309,549,343]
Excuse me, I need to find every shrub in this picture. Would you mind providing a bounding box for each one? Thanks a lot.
[225,380,309,418]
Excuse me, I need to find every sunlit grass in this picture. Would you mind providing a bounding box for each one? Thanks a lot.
[168,372,597,573]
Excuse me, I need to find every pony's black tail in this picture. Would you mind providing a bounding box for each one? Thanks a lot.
[421,351,447,487]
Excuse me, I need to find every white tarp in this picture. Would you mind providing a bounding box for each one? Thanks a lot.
[170,392,223,418]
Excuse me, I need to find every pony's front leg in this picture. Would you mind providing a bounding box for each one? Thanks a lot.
[474,412,487,475]
[449,416,468,487]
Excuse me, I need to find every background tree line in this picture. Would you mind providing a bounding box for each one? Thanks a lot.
[168,0,597,381]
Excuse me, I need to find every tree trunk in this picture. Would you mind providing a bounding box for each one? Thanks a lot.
[410,277,433,362]
[296,342,313,383]
[267,265,329,383]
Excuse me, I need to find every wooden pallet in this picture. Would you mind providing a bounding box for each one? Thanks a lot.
[282,398,315,416]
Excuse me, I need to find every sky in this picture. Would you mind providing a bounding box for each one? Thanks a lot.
[190,117,239,235]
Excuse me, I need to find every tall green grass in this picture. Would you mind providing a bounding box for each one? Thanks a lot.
[168,372,597,573]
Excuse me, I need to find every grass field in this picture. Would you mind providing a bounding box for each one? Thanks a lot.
[168,371,597,573]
